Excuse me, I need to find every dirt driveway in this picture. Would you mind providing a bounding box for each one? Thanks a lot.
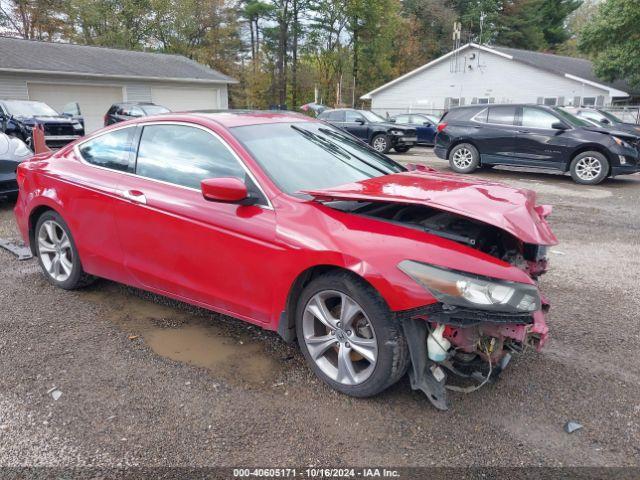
[1,149,639,469]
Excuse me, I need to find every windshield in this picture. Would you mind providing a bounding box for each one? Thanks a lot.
[142,105,171,115]
[599,110,623,123]
[232,122,406,195]
[553,108,590,127]
[360,110,387,123]
[3,100,59,117]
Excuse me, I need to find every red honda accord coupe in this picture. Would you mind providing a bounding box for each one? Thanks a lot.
[14,111,557,409]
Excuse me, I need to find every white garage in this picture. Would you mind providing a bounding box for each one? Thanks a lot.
[0,37,236,133]
[28,83,123,133]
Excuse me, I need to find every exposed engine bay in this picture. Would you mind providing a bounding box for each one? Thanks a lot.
[340,201,549,278]
[331,199,551,410]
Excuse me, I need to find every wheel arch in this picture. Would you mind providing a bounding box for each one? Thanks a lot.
[28,205,58,255]
[446,138,480,159]
[277,264,389,343]
[567,144,613,174]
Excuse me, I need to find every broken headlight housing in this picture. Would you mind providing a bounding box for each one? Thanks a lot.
[398,261,541,313]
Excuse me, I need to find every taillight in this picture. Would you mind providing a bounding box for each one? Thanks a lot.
[437,122,448,132]
[104,114,109,125]
[16,165,26,188]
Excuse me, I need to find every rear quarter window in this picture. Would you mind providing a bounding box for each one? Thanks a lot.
[488,106,517,125]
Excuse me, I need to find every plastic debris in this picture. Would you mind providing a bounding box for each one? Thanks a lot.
[564,421,583,433]
[51,389,62,401]
[551,250,566,255]
[0,238,33,260]
[128,335,139,341]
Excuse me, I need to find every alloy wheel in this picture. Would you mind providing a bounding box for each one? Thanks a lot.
[452,147,473,169]
[302,290,378,386]
[372,136,387,152]
[575,156,602,181]
[38,220,73,282]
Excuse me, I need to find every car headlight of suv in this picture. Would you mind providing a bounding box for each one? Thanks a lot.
[73,122,83,131]
[398,260,541,313]
[612,136,632,149]
[390,129,404,136]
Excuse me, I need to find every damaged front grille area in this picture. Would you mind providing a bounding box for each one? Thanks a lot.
[395,302,534,327]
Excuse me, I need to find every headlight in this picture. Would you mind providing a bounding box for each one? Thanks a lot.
[398,261,541,313]
[612,136,631,149]
[390,129,404,136]
[73,123,83,130]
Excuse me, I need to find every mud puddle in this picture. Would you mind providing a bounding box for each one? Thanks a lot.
[82,282,282,385]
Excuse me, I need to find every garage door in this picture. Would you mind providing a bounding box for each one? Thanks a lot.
[28,83,123,133]
[152,86,220,112]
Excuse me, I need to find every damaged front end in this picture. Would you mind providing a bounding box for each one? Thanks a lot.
[303,171,557,409]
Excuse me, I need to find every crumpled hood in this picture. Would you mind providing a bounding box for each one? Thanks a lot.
[301,171,558,246]
[582,125,640,140]
[16,116,74,125]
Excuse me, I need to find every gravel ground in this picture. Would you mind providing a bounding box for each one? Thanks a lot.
[0,148,639,469]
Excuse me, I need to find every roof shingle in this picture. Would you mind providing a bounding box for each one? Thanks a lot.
[0,36,236,83]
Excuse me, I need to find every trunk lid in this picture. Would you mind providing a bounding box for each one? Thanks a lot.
[301,171,558,245]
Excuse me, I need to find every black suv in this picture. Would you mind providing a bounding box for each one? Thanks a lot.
[0,100,85,149]
[104,102,170,126]
[317,108,417,153]
[434,104,640,185]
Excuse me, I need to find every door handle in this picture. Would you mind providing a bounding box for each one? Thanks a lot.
[122,189,147,205]
[518,130,531,134]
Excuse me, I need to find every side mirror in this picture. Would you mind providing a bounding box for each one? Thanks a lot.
[201,177,255,205]
[551,122,568,130]
[423,121,432,126]
[354,118,365,125]
[389,118,396,123]
[601,118,611,125]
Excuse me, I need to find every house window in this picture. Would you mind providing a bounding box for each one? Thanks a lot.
[449,98,461,107]
[477,98,490,104]
[543,97,558,106]
[582,97,596,106]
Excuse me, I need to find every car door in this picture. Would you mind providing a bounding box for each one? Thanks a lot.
[514,106,574,168]
[473,106,520,165]
[411,115,436,144]
[113,122,278,324]
[62,126,137,282]
[343,111,369,140]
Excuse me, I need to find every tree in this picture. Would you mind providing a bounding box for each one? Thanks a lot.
[579,0,640,89]
[538,0,581,48]
[0,0,67,39]
[495,0,545,50]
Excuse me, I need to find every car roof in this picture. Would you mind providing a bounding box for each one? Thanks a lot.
[131,110,317,128]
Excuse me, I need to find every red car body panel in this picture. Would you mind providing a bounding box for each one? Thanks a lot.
[14,113,553,341]
[302,171,558,246]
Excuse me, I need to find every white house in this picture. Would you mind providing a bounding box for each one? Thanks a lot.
[0,36,237,132]
[362,43,635,116]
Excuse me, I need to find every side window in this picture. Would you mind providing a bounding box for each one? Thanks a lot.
[522,107,561,129]
[325,110,344,122]
[344,111,363,122]
[488,106,516,125]
[395,115,411,124]
[135,124,246,190]
[78,127,135,172]
[472,108,489,123]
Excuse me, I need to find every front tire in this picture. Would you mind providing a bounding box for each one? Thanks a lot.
[569,151,609,185]
[295,271,409,398]
[371,134,390,154]
[394,146,410,153]
[34,211,95,289]
[449,143,480,173]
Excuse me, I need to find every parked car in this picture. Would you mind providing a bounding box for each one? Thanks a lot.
[104,102,171,126]
[0,100,85,149]
[15,111,557,410]
[0,132,32,200]
[391,113,440,145]
[434,104,640,185]
[563,106,640,136]
[317,108,417,153]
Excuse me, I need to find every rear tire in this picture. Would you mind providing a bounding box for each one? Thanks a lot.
[371,134,391,154]
[295,271,409,398]
[34,211,96,290]
[569,151,609,185]
[449,143,480,173]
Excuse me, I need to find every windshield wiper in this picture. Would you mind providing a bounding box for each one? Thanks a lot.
[290,125,382,177]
